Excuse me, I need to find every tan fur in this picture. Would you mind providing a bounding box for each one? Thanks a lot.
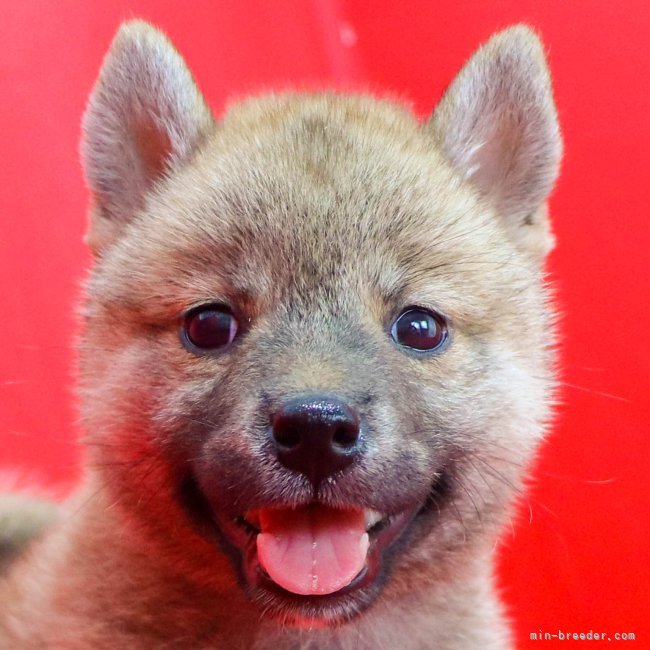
[0,495,59,575]
[0,21,562,649]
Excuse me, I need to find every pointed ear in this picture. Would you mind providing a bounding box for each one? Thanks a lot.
[81,21,214,254]
[428,26,562,257]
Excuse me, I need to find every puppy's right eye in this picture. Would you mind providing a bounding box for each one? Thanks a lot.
[182,305,238,352]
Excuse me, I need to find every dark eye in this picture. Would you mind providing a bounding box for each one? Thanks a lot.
[182,305,238,351]
[390,307,449,353]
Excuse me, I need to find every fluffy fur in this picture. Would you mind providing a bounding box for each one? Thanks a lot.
[0,21,561,649]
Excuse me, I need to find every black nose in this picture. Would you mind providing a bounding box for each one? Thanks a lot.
[271,396,362,488]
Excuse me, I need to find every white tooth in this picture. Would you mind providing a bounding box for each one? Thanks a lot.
[364,509,384,529]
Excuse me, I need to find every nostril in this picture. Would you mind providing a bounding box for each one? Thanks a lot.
[272,422,301,450]
[332,424,359,450]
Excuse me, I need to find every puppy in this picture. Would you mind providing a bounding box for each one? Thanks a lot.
[0,21,561,649]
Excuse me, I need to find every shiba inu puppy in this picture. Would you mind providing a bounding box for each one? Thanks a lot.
[0,20,562,649]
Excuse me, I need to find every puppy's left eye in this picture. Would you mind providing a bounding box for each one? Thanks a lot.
[390,307,449,353]
[182,305,238,352]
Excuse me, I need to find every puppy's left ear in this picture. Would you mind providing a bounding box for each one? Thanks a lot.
[428,26,562,258]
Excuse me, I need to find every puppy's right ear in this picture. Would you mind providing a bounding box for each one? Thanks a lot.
[81,21,214,255]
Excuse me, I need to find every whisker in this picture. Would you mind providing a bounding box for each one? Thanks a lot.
[558,381,630,403]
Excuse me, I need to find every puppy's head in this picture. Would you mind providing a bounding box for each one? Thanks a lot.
[79,21,561,626]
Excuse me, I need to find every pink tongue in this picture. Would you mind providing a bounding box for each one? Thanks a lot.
[257,504,369,596]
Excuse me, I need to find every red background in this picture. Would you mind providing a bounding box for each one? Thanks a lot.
[1,2,648,646]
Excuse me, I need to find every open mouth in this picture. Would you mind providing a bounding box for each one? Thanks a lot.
[236,503,417,595]
[177,469,451,623]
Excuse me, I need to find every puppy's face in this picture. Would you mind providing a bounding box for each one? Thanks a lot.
[79,23,561,625]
